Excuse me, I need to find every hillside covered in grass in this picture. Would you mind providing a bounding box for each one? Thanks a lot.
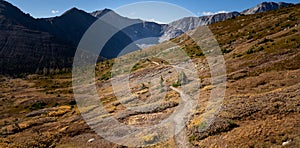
[0,3,299,147]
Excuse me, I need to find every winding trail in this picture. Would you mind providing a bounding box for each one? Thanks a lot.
[170,86,190,148]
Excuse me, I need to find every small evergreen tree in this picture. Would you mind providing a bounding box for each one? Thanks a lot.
[159,75,164,92]
[177,71,188,85]
[173,71,188,87]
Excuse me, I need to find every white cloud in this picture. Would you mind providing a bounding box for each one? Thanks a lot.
[147,18,166,24]
[202,11,214,16]
[51,10,60,14]
[201,10,229,16]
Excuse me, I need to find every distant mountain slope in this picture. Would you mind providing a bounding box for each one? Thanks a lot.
[161,12,241,41]
[168,12,241,33]
[0,1,159,74]
[163,2,294,40]
[91,9,164,50]
[0,0,295,75]
[241,2,293,15]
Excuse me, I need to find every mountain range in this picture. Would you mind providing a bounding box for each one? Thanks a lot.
[0,0,294,75]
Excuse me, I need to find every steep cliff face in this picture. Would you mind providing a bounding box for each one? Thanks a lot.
[0,0,75,75]
[0,29,75,74]
[168,12,240,33]
[160,12,241,41]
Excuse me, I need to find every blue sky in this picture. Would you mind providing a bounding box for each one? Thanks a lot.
[5,0,300,23]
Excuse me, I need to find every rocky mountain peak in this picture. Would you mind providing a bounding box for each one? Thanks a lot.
[241,2,293,15]
[90,8,113,18]
[60,7,90,18]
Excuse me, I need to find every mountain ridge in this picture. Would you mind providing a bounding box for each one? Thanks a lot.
[241,2,293,15]
[0,1,295,75]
